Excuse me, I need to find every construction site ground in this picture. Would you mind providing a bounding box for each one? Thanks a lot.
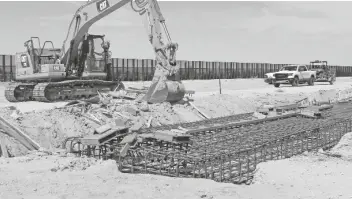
[1,77,352,199]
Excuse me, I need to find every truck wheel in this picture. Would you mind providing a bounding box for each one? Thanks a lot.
[308,77,315,86]
[268,80,273,84]
[274,83,280,88]
[291,77,299,87]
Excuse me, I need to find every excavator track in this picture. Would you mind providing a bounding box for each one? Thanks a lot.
[5,83,37,102]
[5,80,124,103]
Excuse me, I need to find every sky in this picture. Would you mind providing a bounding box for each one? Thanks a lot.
[0,1,352,65]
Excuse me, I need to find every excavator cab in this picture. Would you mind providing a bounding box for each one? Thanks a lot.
[85,35,108,72]
[14,37,65,81]
[75,34,111,80]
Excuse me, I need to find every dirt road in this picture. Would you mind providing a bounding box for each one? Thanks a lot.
[1,77,352,199]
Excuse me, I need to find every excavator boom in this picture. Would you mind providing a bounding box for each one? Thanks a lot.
[61,0,185,103]
[61,0,130,66]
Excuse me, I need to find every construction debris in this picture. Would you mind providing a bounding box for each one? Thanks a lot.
[184,97,210,119]
[0,136,9,158]
[79,126,129,146]
[0,115,41,151]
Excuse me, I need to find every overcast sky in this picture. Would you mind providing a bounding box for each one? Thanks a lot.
[0,1,352,65]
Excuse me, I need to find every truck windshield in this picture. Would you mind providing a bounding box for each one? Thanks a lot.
[280,66,297,71]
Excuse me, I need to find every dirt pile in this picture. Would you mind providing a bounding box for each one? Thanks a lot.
[192,94,257,118]
[328,132,352,159]
[0,95,201,156]
[50,156,102,172]
[0,107,97,156]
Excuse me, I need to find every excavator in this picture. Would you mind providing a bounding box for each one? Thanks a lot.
[5,0,186,104]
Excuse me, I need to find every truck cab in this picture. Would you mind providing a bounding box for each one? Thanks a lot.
[272,64,316,87]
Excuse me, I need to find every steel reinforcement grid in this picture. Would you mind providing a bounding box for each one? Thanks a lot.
[116,103,352,184]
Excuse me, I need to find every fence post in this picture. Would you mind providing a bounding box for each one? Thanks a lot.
[231,62,235,79]
[198,61,202,80]
[235,62,239,78]
[111,58,115,81]
[151,59,155,81]
[137,59,140,81]
[121,58,125,81]
[10,55,13,81]
[246,63,250,78]
[205,62,209,79]
[224,62,228,79]
[141,59,145,81]
[237,62,241,78]
[131,59,135,81]
[146,59,150,81]
[115,58,119,81]
[219,62,223,79]
[194,61,197,80]
[337,65,341,77]
[245,63,249,78]
[2,55,5,82]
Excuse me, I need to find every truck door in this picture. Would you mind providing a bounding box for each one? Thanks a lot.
[298,66,309,79]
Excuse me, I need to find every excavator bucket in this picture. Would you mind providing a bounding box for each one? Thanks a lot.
[142,67,185,104]
[143,78,168,104]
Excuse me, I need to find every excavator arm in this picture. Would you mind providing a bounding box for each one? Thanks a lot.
[61,0,185,103]
[139,0,183,103]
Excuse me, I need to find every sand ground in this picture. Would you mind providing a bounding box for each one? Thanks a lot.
[1,77,352,199]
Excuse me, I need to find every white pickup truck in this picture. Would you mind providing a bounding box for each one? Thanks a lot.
[272,65,317,87]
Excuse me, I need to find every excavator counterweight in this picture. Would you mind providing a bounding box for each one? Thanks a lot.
[5,0,186,104]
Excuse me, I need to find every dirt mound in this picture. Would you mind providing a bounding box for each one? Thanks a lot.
[0,99,200,156]
[0,107,98,156]
[328,132,352,159]
[50,156,102,172]
[192,94,257,118]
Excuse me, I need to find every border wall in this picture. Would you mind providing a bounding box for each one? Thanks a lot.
[1,54,351,82]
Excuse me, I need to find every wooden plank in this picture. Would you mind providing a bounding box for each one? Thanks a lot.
[186,100,210,119]
[80,127,129,146]
[0,136,9,158]
[0,116,40,150]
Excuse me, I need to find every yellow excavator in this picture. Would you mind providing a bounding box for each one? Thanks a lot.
[5,0,185,104]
